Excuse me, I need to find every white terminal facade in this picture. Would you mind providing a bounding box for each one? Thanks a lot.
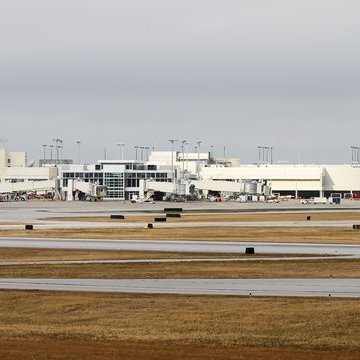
[0,148,360,200]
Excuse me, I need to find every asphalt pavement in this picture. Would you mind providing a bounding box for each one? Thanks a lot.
[0,278,359,297]
[0,237,359,255]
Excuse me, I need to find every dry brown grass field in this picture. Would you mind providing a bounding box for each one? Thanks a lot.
[1,226,360,244]
[0,291,359,359]
[1,211,359,358]
[0,248,250,262]
[0,258,359,279]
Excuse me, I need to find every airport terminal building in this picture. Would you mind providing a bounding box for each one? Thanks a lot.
[59,160,172,200]
[1,149,360,200]
[200,163,360,198]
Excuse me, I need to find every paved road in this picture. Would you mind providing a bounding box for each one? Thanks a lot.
[0,237,360,255]
[0,199,359,227]
[0,278,359,297]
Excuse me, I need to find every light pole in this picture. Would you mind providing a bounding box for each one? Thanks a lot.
[223,146,226,159]
[49,145,54,162]
[258,146,272,165]
[181,140,187,179]
[76,140,81,164]
[168,139,178,183]
[117,143,120,160]
[52,138,62,164]
[265,146,269,164]
[52,139,58,164]
[134,146,139,161]
[185,141,189,174]
[0,138,7,149]
[197,141,202,179]
[59,139,63,164]
[351,146,360,165]
[140,146,144,161]
[42,145,47,162]
[117,143,124,160]
[145,147,149,161]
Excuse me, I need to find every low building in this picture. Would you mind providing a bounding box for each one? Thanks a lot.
[201,163,360,197]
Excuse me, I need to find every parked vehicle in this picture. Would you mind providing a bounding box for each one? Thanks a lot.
[313,197,327,204]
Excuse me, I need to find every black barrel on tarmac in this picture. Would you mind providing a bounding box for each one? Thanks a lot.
[245,247,255,255]
[25,224,33,230]
[154,217,167,222]
[164,208,183,212]
[110,215,125,219]
[166,213,181,218]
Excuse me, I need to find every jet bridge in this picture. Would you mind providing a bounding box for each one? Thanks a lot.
[141,179,269,199]
[0,179,107,201]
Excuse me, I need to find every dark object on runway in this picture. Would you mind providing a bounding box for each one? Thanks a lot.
[245,247,255,255]
[154,217,167,222]
[166,213,181,218]
[110,215,125,219]
[307,216,311,221]
[164,208,183,212]
[353,224,360,230]
[25,224,33,230]
[146,224,154,229]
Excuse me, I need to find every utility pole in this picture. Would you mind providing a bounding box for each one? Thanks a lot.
[168,139,178,183]
[223,146,226,158]
[140,146,144,161]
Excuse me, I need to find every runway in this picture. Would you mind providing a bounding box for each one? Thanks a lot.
[0,220,358,230]
[0,237,360,255]
[0,278,359,297]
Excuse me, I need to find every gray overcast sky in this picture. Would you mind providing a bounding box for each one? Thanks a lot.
[1,0,360,164]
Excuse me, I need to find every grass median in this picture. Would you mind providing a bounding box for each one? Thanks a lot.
[0,291,359,359]
[0,248,257,262]
[0,258,359,279]
[1,226,360,244]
